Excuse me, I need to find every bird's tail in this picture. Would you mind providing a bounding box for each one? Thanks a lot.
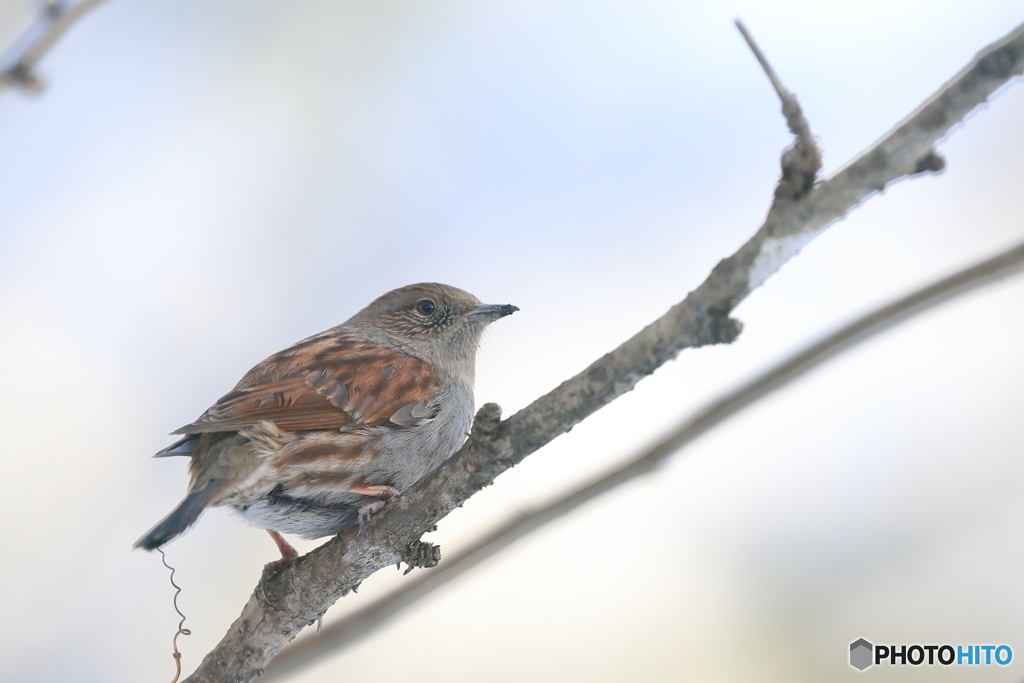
[134,480,222,551]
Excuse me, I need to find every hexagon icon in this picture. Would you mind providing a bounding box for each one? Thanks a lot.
[850,638,873,671]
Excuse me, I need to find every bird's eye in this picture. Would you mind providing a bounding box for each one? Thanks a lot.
[416,299,436,315]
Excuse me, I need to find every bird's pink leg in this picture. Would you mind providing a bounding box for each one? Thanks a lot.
[267,529,298,561]
[348,484,400,499]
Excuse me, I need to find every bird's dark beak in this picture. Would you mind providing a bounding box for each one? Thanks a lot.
[468,303,519,321]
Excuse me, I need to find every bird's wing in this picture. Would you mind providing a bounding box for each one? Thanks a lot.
[171,333,440,434]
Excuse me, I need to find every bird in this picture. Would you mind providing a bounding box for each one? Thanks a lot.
[134,283,517,559]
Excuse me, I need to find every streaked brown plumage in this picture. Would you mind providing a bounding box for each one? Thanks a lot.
[135,283,517,553]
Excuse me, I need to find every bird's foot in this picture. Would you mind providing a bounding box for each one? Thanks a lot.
[351,485,401,540]
[357,500,386,539]
[260,529,298,594]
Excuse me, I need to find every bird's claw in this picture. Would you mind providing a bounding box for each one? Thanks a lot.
[357,499,387,540]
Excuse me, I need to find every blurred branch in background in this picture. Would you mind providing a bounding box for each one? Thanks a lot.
[0,0,106,91]
[264,238,1024,680]
[182,20,1024,683]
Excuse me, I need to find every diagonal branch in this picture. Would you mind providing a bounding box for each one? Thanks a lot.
[263,237,1024,680]
[0,0,107,91]
[181,20,1024,683]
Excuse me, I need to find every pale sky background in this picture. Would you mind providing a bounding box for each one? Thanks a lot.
[1,1,1023,682]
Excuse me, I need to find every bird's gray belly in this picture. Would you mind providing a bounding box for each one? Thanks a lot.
[233,489,363,539]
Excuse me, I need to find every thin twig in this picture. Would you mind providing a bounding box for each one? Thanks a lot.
[263,238,1024,679]
[736,19,822,200]
[158,549,192,683]
[735,20,789,105]
[182,21,1024,683]
[0,0,107,91]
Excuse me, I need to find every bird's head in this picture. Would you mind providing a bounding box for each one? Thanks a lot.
[348,282,518,374]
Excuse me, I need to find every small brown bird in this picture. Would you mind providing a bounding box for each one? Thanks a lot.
[135,283,517,557]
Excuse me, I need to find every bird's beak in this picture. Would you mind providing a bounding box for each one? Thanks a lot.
[467,303,519,321]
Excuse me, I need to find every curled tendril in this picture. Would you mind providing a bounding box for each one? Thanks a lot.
[157,548,192,683]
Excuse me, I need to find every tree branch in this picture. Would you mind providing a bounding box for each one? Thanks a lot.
[263,237,1024,680]
[182,20,1024,683]
[735,19,822,201]
[0,0,107,91]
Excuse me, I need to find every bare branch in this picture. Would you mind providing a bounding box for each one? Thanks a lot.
[182,20,1024,683]
[264,237,1024,680]
[0,0,107,91]
[735,19,822,201]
